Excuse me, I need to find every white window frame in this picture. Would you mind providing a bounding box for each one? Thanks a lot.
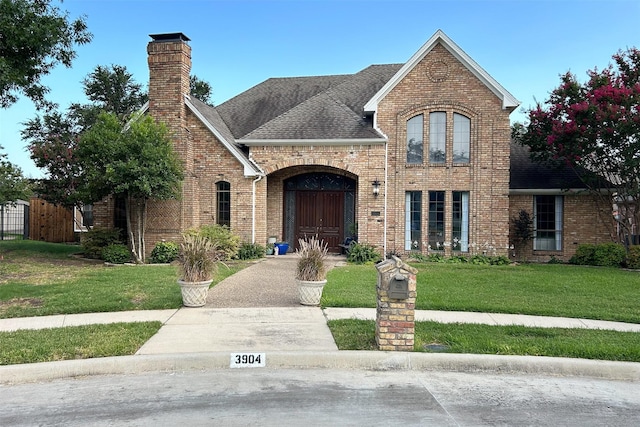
[533,195,563,251]
[73,204,93,232]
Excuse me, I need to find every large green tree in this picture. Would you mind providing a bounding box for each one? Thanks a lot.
[514,47,640,244]
[0,0,92,109]
[24,65,147,211]
[70,64,148,126]
[79,112,184,263]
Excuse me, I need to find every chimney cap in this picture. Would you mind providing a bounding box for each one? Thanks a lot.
[149,33,190,42]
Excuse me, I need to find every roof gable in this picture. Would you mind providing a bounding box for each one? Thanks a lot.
[364,30,520,113]
[186,96,262,176]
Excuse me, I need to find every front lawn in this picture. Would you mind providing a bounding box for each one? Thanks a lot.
[323,263,640,324]
[0,240,246,318]
[0,322,161,365]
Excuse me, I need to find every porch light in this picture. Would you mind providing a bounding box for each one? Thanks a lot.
[372,179,381,197]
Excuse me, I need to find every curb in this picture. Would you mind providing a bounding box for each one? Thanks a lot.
[2,351,639,385]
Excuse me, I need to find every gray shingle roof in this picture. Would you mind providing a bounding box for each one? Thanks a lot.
[510,142,586,190]
[216,64,402,140]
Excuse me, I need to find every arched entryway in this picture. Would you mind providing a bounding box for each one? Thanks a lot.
[283,172,356,252]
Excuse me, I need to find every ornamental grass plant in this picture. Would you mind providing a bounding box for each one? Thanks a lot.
[178,234,218,282]
[295,236,329,281]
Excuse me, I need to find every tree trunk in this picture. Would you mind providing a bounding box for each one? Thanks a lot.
[125,195,146,264]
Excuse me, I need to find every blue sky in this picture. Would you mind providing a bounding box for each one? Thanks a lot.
[1,0,638,178]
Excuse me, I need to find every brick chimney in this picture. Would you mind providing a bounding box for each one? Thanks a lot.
[147,33,191,137]
[144,33,194,246]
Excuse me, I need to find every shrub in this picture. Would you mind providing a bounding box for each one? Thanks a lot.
[488,255,511,266]
[185,224,240,261]
[570,242,626,267]
[626,245,640,269]
[101,244,131,264]
[347,242,382,264]
[150,241,179,264]
[569,244,596,265]
[81,228,123,259]
[237,242,265,260]
[409,252,430,263]
[593,243,626,267]
[427,253,446,263]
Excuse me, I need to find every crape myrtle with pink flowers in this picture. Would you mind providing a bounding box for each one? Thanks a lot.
[514,47,640,245]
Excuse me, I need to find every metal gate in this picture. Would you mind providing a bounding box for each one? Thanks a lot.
[0,201,29,240]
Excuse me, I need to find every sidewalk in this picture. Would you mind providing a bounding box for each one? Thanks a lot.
[2,307,640,334]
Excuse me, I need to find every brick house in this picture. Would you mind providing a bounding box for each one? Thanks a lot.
[93,30,611,261]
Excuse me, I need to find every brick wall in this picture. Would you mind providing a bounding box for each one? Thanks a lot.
[376,44,513,256]
[250,144,385,247]
[509,193,613,262]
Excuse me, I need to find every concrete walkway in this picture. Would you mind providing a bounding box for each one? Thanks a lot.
[1,253,640,383]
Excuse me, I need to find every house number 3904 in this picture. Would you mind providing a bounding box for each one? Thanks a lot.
[230,352,266,368]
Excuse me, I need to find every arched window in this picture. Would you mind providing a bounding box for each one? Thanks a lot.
[216,181,231,227]
[429,112,446,163]
[453,113,470,163]
[406,114,423,164]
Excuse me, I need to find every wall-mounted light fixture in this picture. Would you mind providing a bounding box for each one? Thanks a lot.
[372,179,381,197]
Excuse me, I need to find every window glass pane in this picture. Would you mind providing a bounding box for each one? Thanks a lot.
[405,191,422,250]
[83,204,94,228]
[534,195,563,250]
[216,181,231,227]
[453,113,470,163]
[452,192,469,252]
[428,191,445,250]
[406,115,423,164]
[429,112,446,163]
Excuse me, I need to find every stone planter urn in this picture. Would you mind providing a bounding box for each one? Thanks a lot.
[297,279,327,306]
[178,279,213,307]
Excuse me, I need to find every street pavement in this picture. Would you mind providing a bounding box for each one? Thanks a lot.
[1,253,640,385]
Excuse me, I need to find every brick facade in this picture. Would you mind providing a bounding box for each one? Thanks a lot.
[509,194,612,262]
[92,32,609,262]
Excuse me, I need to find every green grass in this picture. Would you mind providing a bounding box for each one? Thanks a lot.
[323,263,640,324]
[0,322,162,365]
[328,319,640,362]
[0,240,248,318]
[0,239,82,258]
[3,241,640,363]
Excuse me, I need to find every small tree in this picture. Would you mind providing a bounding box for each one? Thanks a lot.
[511,209,533,261]
[79,112,184,263]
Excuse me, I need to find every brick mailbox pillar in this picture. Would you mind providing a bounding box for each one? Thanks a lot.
[375,256,418,351]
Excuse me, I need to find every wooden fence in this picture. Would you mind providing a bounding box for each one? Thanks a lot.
[29,197,76,243]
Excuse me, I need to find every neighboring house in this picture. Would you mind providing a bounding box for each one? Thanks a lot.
[92,30,609,261]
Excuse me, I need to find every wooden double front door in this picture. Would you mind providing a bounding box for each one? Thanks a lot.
[295,191,344,252]
[283,172,356,253]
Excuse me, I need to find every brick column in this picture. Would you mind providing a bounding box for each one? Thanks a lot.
[375,256,417,351]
